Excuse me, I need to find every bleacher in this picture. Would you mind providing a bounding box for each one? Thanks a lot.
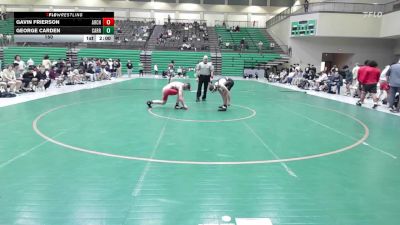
[151,51,211,77]
[215,26,270,52]
[115,20,154,46]
[222,53,281,76]
[78,48,141,73]
[0,19,13,35]
[155,22,209,51]
[0,19,14,46]
[2,47,282,77]
[3,46,67,66]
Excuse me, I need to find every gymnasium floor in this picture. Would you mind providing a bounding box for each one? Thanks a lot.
[0,78,399,225]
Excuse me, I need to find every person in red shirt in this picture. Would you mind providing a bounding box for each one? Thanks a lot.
[357,60,381,109]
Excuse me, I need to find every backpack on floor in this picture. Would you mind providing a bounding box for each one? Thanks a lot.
[0,92,16,98]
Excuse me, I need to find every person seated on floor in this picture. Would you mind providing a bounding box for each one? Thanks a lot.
[85,64,96,82]
[2,64,22,93]
[327,68,343,94]
[21,66,35,92]
[279,69,288,83]
[35,65,51,90]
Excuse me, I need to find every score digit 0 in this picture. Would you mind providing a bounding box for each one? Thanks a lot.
[102,18,115,26]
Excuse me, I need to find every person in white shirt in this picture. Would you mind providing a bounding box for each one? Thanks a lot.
[14,55,26,77]
[27,58,34,66]
[258,41,263,54]
[314,72,328,91]
[154,64,158,75]
[2,64,22,93]
[195,55,214,102]
[42,55,52,70]
[147,81,191,110]
[0,74,6,91]
[352,63,360,81]
[379,65,391,104]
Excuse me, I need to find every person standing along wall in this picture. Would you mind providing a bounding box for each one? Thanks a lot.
[387,59,400,113]
[304,0,310,13]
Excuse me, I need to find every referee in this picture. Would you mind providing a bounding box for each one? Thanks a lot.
[196,55,214,102]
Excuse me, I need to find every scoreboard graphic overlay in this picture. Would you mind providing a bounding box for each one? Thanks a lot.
[291,19,317,37]
[14,12,114,43]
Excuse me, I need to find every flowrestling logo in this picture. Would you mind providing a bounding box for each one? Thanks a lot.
[198,216,273,225]
[363,11,383,18]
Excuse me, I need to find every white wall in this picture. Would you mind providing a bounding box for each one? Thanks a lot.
[4,6,30,11]
[268,14,396,71]
[31,6,50,12]
[204,13,225,26]
[315,0,393,3]
[317,13,381,38]
[154,12,175,25]
[179,12,201,20]
[289,13,382,38]
[227,14,248,21]
[268,16,291,45]
[290,37,395,71]
[130,10,151,19]
[380,10,400,38]
[0,0,284,15]
[113,9,128,18]
[251,14,269,28]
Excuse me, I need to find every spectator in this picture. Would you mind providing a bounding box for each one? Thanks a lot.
[304,0,309,13]
[27,58,34,66]
[240,38,245,52]
[356,60,380,109]
[138,62,144,77]
[154,64,158,75]
[379,65,390,105]
[21,66,35,91]
[14,55,26,77]
[258,41,263,54]
[1,64,22,93]
[48,66,58,80]
[235,25,240,32]
[341,65,353,96]
[126,60,133,78]
[42,55,52,70]
[314,71,328,91]
[177,66,183,77]
[352,63,361,97]
[387,59,400,113]
[115,59,121,77]
[36,65,51,90]
[86,64,96,82]
[327,68,343,94]
[79,58,88,71]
